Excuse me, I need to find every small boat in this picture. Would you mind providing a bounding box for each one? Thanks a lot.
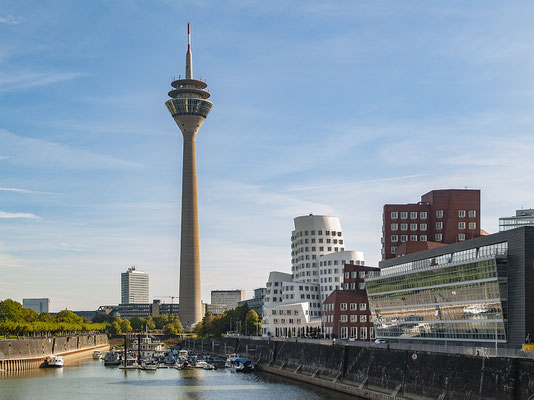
[230,358,254,373]
[93,350,102,360]
[203,363,215,370]
[41,355,64,368]
[142,361,158,371]
[103,352,121,366]
[194,360,207,368]
[226,353,239,368]
[178,360,193,370]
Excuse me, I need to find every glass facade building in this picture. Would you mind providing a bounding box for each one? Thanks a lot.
[499,209,534,231]
[366,229,534,347]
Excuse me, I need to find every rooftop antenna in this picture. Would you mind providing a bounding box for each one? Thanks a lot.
[185,22,193,79]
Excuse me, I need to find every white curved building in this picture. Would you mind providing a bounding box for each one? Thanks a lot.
[291,215,345,283]
[318,250,365,301]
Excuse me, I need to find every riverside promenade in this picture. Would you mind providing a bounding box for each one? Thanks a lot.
[0,333,108,372]
[183,336,534,400]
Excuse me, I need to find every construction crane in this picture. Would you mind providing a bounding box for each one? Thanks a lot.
[153,296,179,304]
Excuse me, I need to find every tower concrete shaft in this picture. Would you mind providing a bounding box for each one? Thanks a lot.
[165,23,212,328]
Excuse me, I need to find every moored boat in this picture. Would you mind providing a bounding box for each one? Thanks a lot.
[230,358,254,373]
[41,355,64,368]
[93,350,102,360]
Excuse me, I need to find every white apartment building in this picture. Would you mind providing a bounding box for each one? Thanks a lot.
[262,214,365,336]
[121,266,149,304]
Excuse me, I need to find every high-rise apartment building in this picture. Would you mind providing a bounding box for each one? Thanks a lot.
[22,298,49,313]
[382,189,481,260]
[165,24,213,327]
[121,267,149,304]
[499,209,534,231]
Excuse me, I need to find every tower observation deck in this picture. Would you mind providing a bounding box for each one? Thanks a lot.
[165,23,212,328]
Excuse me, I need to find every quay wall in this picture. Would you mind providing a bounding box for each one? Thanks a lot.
[185,337,534,400]
[0,334,108,372]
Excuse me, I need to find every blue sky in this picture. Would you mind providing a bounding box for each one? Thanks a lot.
[1,1,534,311]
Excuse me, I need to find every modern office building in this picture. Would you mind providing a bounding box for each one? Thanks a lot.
[109,300,180,320]
[382,189,482,260]
[318,251,365,301]
[22,298,49,313]
[367,226,534,348]
[211,290,245,311]
[165,24,213,328]
[238,288,265,318]
[121,267,149,304]
[499,209,534,231]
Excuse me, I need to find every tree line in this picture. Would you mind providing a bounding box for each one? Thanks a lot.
[194,303,261,338]
[92,313,182,335]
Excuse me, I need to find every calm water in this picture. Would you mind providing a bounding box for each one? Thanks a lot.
[0,355,357,400]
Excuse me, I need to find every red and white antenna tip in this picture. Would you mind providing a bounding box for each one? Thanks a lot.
[187,23,190,34]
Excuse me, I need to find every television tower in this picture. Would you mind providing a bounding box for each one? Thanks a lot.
[165,23,213,328]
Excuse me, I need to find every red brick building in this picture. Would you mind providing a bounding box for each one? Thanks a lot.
[322,264,378,340]
[382,189,482,260]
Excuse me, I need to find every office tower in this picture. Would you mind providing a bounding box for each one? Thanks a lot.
[211,290,245,311]
[121,266,149,304]
[22,298,49,313]
[499,209,534,231]
[165,24,213,327]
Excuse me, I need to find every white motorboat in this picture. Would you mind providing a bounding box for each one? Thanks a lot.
[194,360,208,368]
[93,350,102,360]
[142,361,158,371]
[203,363,215,370]
[43,355,64,368]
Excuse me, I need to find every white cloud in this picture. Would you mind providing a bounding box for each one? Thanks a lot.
[0,211,39,219]
[0,72,84,92]
[0,15,22,25]
[0,187,59,195]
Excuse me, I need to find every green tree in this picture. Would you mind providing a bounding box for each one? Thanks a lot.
[246,310,261,336]
[0,299,23,321]
[163,323,178,335]
[92,314,115,324]
[120,319,132,333]
[153,314,169,330]
[107,321,122,335]
[130,317,145,331]
[145,315,155,330]
[55,310,84,324]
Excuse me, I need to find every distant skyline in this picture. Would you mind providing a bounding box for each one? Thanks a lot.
[1,1,534,311]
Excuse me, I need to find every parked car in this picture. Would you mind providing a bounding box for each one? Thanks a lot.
[348,337,356,342]
[375,339,387,344]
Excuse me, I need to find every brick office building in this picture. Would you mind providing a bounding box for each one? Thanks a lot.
[322,264,378,340]
[382,189,482,260]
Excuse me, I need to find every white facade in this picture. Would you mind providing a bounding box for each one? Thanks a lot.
[262,215,365,337]
[121,267,149,304]
[318,251,365,301]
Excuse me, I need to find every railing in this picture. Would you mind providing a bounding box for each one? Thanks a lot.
[223,334,534,359]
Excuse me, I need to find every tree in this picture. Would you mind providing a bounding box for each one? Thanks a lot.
[154,314,169,330]
[130,317,145,331]
[55,310,84,324]
[145,315,155,330]
[107,321,122,335]
[163,323,178,336]
[120,319,132,333]
[0,299,23,321]
[246,310,261,336]
[92,314,115,324]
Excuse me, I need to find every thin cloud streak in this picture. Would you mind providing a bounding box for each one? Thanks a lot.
[0,211,40,219]
[0,72,85,92]
[0,15,22,25]
[0,187,60,195]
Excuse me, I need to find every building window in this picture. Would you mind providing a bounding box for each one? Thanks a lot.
[436,222,443,230]
[350,315,357,322]
[341,327,348,339]
[272,310,277,315]
[350,327,358,339]
[420,212,427,219]
[410,235,418,241]
[458,210,466,218]
[391,212,398,219]
[359,303,367,311]
[400,212,408,219]
[420,223,427,231]
[360,327,367,340]
[360,315,367,323]
[391,235,398,242]
[420,235,427,241]
[435,233,442,241]
[458,222,466,229]
[340,303,347,311]
[436,210,444,218]
[469,210,477,218]
[469,222,477,230]
[359,282,366,289]
[410,212,418,219]
[391,223,398,231]
[350,303,357,311]
[340,314,348,322]
[401,224,408,231]
[458,233,466,241]
[391,246,397,254]
[410,223,417,231]
[400,235,407,242]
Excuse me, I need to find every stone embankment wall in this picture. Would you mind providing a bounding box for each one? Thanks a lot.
[185,337,534,400]
[0,334,108,372]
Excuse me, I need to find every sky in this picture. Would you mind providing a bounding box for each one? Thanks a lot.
[1,1,534,312]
